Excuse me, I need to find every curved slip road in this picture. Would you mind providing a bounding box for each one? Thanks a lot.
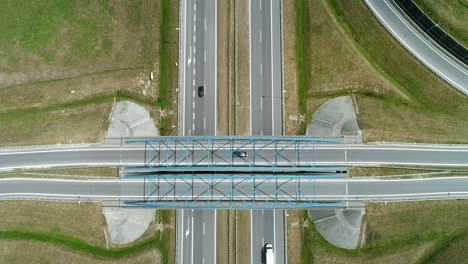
[364,0,468,95]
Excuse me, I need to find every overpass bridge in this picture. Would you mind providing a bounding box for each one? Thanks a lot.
[1,137,467,172]
[0,136,467,208]
[2,176,468,209]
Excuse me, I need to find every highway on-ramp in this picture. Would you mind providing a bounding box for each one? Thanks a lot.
[364,0,468,95]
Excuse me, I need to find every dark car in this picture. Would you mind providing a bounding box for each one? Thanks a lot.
[198,86,204,97]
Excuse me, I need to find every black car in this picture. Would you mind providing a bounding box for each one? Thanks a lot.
[198,86,204,97]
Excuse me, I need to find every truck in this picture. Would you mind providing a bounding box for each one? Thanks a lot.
[264,243,275,264]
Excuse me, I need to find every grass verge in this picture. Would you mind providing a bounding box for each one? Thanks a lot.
[0,229,170,263]
[294,0,310,134]
[298,0,468,143]
[157,0,178,109]
[0,201,174,263]
[412,0,468,47]
[0,89,169,146]
[301,201,468,263]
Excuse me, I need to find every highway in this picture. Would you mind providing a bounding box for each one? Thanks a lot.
[1,143,467,171]
[364,0,468,95]
[178,0,217,263]
[180,0,217,136]
[250,0,283,136]
[250,0,284,263]
[2,176,468,203]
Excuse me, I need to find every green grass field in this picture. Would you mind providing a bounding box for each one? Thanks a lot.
[0,1,178,263]
[0,201,174,264]
[288,0,468,263]
[294,0,468,143]
[299,201,468,263]
[413,0,468,47]
[0,0,118,64]
[0,0,179,146]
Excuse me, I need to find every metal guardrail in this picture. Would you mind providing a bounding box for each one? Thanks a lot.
[124,173,345,209]
[125,137,342,172]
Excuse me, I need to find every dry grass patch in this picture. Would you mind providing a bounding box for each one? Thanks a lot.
[0,0,147,87]
[0,168,118,179]
[0,69,151,111]
[365,201,468,246]
[429,234,468,264]
[216,0,232,135]
[216,210,230,264]
[0,102,113,147]
[349,167,435,177]
[0,240,161,264]
[0,201,107,246]
[34,167,118,177]
[236,210,251,264]
[282,0,301,135]
[357,97,468,143]
[307,0,404,98]
[286,210,304,264]
[298,208,434,264]
[298,0,468,143]
[311,242,432,264]
[235,0,251,136]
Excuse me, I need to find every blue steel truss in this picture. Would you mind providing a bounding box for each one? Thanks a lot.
[125,136,341,172]
[123,173,345,209]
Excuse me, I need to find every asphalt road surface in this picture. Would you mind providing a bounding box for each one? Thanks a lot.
[3,176,468,203]
[1,143,467,171]
[178,0,217,263]
[181,0,217,136]
[365,0,468,95]
[177,209,216,264]
[250,0,284,262]
[250,0,283,136]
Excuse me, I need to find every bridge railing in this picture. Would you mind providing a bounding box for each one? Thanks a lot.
[125,137,341,172]
[122,173,346,209]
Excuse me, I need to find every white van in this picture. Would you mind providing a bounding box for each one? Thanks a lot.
[264,243,275,264]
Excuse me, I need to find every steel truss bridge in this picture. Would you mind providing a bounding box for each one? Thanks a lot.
[0,137,467,209]
[124,137,346,208]
[124,174,346,209]
[125,137,343,173]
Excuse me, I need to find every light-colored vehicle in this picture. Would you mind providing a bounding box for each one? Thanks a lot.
[233,150,248,158]
[264,243,275,264]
